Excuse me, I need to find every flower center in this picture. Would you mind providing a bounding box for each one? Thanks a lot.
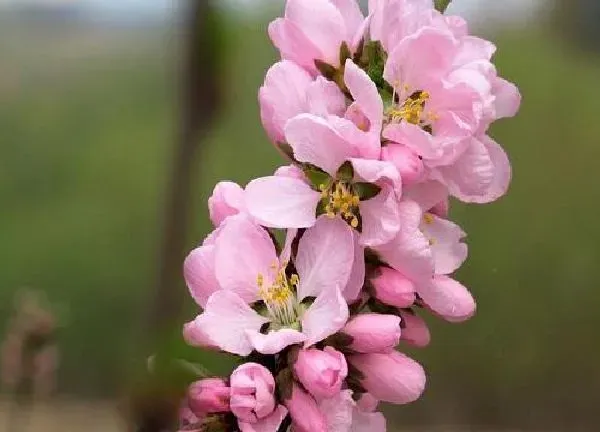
[319,181,360,228]
[257,262,300,327]
[385,86,438,130]
[422,212,436,246]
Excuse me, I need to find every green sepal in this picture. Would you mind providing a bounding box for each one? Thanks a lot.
[336,161,355,181]
[359,40,387,89]
[434,0,452,13]
[303,165,331,190]
[276,368,294,401]
[278,142,296,161]
[354,182,382,200]
[339,41,352,65]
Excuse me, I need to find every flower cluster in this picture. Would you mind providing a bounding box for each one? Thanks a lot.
[179,1,520,431]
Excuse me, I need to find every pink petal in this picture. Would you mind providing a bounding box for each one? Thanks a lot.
[351,410,386,432]
[274,164,307,181]
[285,0,346,65]
[477,135,512,203]
[246,329,307,355]
[183,318,216,349]
[374,202,434,284]
[344,59,383,133]
[184,244,219,308]
[285,114,354,176]
[268,18,321,74]
[349,158,401,192]
[327,115,378,160]
[384,26,457,89]
[281,228,298,264]
[307,76,347,118]
[239,405,288,432]
[296,216,354,300]
[432,136,495,202]
[302,286,349,347]
[318,390,354,432]
[403,180,448,212]
[246,176,321,228]
[383,122,442,160]
[493,77,521,119]
[359,186,401,247]
[330,0,365,41]
[193,291,269,356]
[214,216,278,302]
[418,275,476,322]
[399,311,430,348]
[344,233,365,303]
[420,213,468,275]
[259,60,313,143]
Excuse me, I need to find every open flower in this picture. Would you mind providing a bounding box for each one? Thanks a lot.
[246,114,402,247]
[269,0,366,73]
[260,60,346,144]
[184,215,354,356]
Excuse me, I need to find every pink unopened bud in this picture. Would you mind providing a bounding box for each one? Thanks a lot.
[349,352,426,405]
[208,181,246,227]
[399,311,431,348]
[285,384,327,432]
[371,267,416,308]
[230,363,276,423]
[342,314,401,353]
[293,347,347,400]
[188,378,230,415]
[381,144,424,185]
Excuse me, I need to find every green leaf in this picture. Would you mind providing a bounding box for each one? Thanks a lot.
[303,165,331,190]
[434,0,452,13]
[336,161,355,181]
[354,182,382,200]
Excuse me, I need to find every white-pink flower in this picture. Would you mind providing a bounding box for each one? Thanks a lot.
[246,114,402,247]
[184,215,354,356]
[269,0,367,73]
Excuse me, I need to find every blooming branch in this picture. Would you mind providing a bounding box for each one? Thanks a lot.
[174,0,521,431]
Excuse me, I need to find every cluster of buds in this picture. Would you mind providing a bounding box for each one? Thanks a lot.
[178,0,520,431]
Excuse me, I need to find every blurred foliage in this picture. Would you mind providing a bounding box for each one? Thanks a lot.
[1,11,600,429]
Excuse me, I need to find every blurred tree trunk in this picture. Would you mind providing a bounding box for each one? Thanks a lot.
[149,0,222,340]
[128,1,222,431]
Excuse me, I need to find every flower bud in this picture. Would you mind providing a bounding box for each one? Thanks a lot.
[349,352,426,405]
[230,363,276,423]
[188,378,230,415]
[294,347,347,400]
[342,314,401,353]
[285,384,327,432]
[371,267,416,308]
[381,144,424,185]
[208,181,246,227]
[399,310,431,348]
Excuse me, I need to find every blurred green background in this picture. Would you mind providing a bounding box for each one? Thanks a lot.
[1,0,599,430]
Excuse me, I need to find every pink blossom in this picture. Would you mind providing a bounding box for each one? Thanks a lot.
[238,405,288,432]
[269,0,366,72]
[418,275,476,322]
[285,384,328,432]
[188,378,230,415]
[246,114,402,247]
[294,347,348,399]
[316,390,386,432]
[184,215,352,356]
[349,351,426,404]
[260,60,345,144]
[381,143,425,185]
[419,211,468,275]
[342,313,401,353]
[208,181,246,227]
[370,266,416,308]
[230,363,276,422]
[399,310,431,347]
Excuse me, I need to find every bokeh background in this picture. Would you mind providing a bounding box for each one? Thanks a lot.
[1,0,599,430]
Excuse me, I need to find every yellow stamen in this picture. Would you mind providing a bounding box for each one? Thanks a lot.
[423,212,435,225]
[320,181,361,229]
